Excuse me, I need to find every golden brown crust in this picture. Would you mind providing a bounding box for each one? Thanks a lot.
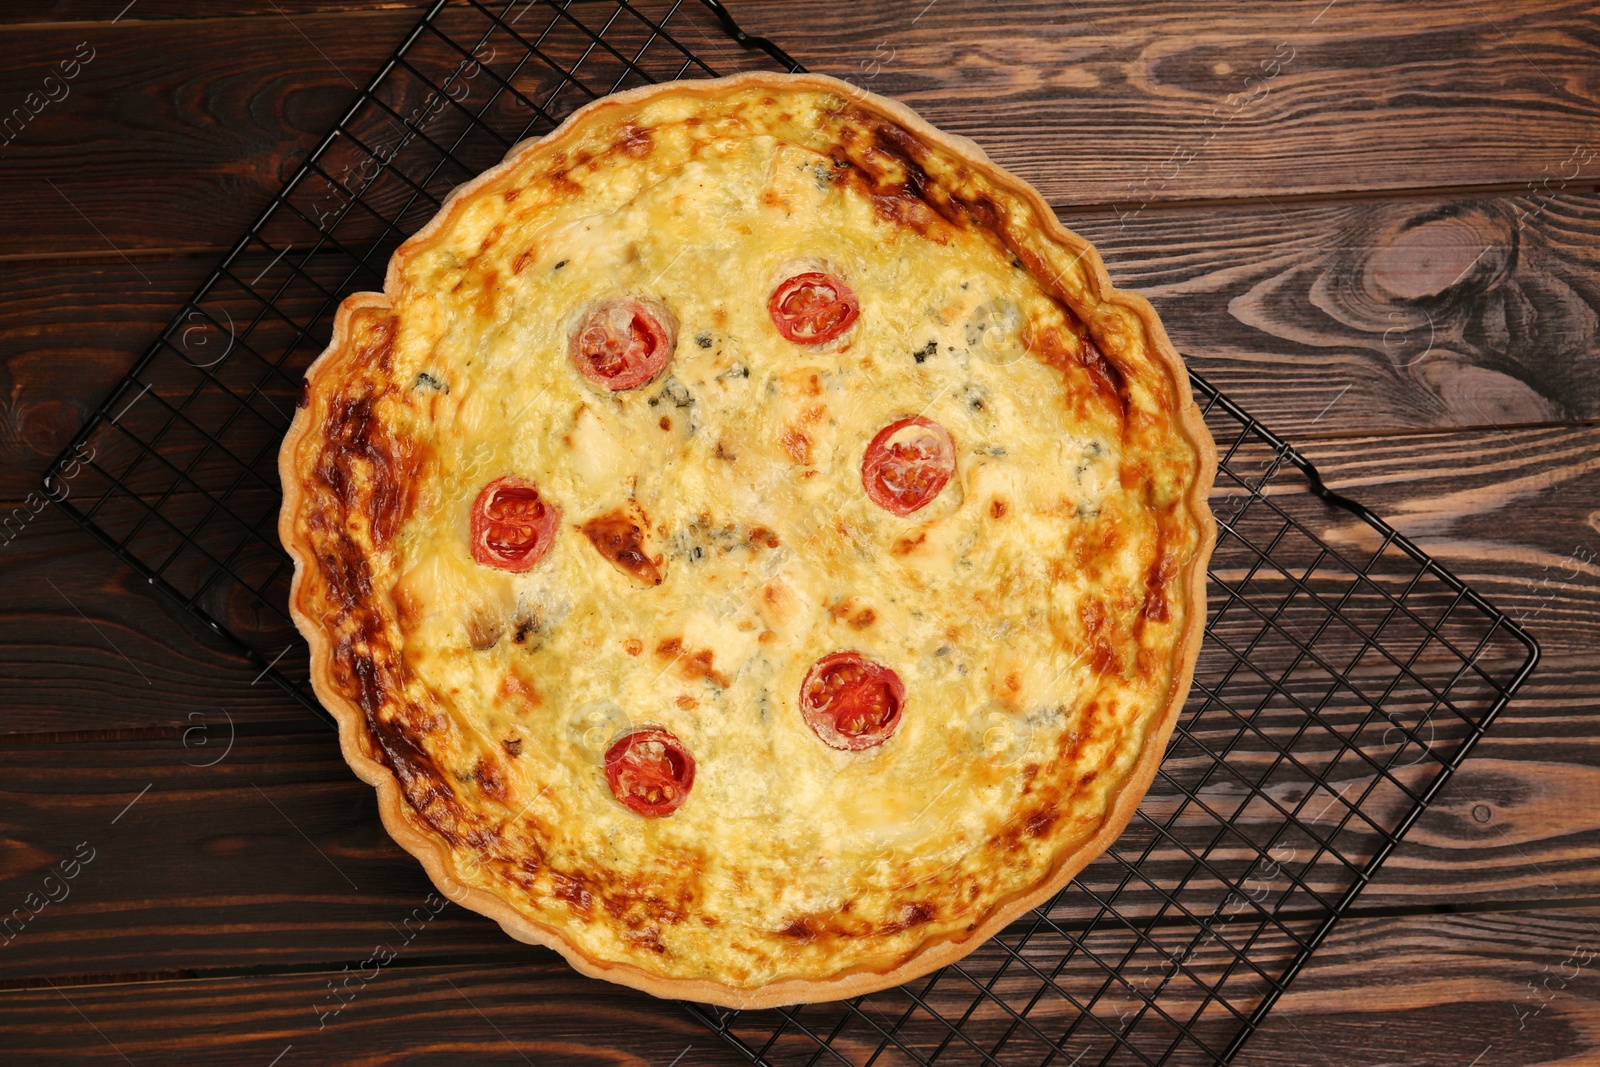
[279,72,1217,1008]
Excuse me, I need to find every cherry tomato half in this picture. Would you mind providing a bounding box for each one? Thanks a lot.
[861,416,956,517]
[470,476,561,572]
[799,651,906,750]
[768,272,859,345]
[604,728,696,816]
[570,298,676,390]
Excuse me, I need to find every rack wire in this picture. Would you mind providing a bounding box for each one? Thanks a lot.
[43,2,1538,1064]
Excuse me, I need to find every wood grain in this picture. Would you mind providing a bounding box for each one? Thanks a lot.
[1369,655,1600,906]
[0,12,409,258]
[742,0,1600,204]
[0,2,1596,1063]
[1300,423,1600,650]
[0,959,734,1066]
[0,0,423,23]
[2,909,1597,1067]
[1080,191,1600,437]
[0,254,215,489]
[0,504,319,732]
[1238,908,1600,1067]
[4,2,1600,256]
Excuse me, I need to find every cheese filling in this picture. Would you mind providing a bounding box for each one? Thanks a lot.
[287,83,1209,989]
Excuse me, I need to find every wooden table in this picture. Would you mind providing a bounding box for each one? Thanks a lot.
[2,1,1596,1063]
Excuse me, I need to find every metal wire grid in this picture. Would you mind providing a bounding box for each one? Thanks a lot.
[39,3,1538,1064]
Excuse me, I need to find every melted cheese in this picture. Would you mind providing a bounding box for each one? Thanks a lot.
[287,80,1211,991]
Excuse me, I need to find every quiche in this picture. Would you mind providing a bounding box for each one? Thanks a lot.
[279,72,1217,1008]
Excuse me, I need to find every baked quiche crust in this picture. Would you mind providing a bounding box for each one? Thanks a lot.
[279,72,1218,1008]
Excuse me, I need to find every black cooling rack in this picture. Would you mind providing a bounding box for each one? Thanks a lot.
[43,2,1539,1064]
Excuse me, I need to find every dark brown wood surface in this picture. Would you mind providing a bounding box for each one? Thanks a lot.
[1,2,1596,1065]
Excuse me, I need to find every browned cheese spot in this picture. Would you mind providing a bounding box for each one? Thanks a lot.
[627,927,667,954]
[891,531,928,557]
[466,610,502,651]
[1026,806,1059,838]
[653,637,732,689]
[498,669,543,709]
[548,170,583,198]
[780,427,812,465]
[1141,517,1180,624]
[616,123,654,159]
[828,596,878,631]
[552,873,593,916]
[478,222,505,256]
[475,269,498,319]
[1024,323,1126,421]
[472,756,509,803]
[880,901,936,935]
[1080,600,1122,678]
[581,509,663,585]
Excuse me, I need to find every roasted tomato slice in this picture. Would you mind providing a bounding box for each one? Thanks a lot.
[470,476,561,572]
[768,271,859,345]
[799,651,906,750]
[604,728,696,817]
[570,298,676,390]
[861,416,956,516]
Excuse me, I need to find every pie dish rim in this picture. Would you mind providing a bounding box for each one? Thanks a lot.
[277,70,1220,1009]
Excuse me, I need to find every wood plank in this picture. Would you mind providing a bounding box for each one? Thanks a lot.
[0,1,422,23]
[0,959,735,1066]
[0,729,520,981]
[1238,907,1600,1067]
[726,908,1600,1066]
[744,0,1600,204]
[5,188,1598,499]
[2,908,1597,1066]
[5,2,1600,256]
[1298,422,1600,651]
[1080,191,1600,437]
[0,4,796,259]
[0,503,318,731]
[0,254,215,497]
[1368,653,1600,907]
[0,9,408,257]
